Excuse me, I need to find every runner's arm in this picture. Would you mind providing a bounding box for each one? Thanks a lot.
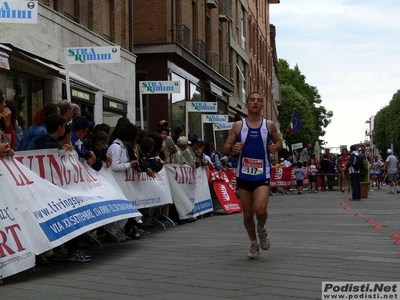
[224,121,241,153]
[267,120,282,154]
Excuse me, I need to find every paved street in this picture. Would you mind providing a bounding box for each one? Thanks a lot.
[1,184,399,299]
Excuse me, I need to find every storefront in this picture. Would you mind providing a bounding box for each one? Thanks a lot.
[1,43,106,129]
[102,96,128,130]
[135,51,233,151]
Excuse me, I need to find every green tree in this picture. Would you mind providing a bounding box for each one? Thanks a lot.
[373,90,400,155]
[277,59,333,148]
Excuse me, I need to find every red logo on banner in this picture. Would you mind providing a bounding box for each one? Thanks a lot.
[213,181,242,214]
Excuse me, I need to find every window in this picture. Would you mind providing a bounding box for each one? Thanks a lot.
[240,7,246,49]
[189,82,203,137]
[103,0,111,39]
[63,0,77,22]
[171,73,186,132]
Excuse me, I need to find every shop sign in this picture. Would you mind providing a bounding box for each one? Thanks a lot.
[66,46,121,64]
[139,81,181,94]
[186,102,217,112]
[0,1,38,24]
[201,114,228,123]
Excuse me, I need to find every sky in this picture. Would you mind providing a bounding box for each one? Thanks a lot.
[269,0,400,150]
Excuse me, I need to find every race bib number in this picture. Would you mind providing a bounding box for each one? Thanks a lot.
[242,157,263,175]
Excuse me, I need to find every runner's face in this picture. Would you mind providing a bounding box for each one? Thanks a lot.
[246,94,263,112]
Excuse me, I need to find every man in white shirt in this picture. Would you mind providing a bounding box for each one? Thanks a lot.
[384,149,399,194]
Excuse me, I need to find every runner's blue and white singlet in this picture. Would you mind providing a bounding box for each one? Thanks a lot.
[236,117,272,180]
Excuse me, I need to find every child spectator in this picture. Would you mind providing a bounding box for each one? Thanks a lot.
[71,116,96,165]
[140,136,164,173]
[58,122,72,150]
[294,162,306,194]
[19,103,60,151]
[307,157,318,193]
[35,114,66,149]
[87,131,112,171]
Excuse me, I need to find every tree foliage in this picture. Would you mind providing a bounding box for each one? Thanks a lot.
[373,90,400,155]
[277,59,333,149]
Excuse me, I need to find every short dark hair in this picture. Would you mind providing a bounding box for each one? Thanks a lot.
[45,114,65,134]
[157,126,170,135]
[174,126,183,137]
[148,133,163,153]
[93,123,111,135]
[116,122,138,142]
[140,137,154,153]
[58,122,71,141]
[72,116,89,131]
[0,89,5,104]
[246,92,262,103]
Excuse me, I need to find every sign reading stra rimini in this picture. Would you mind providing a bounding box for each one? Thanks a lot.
[201,114,229,123]
[186,102,218,112]
[0,1,38,24]
[140,81,181,94]
[66,46,121,64]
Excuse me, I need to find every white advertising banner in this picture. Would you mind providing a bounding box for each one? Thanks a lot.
[107,167,173,209]
[0,175,36,279]
[164,164,196,218]
[12,149,141,248]
[66,46,121,64]
[186,166,213,218]
[0,153,140,279]
[0,1,38,24]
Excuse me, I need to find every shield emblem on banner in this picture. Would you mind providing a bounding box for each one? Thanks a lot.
[213,180,242,214]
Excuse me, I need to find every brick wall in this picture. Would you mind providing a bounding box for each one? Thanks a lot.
[133,0,169,44]
[38,0,131,50]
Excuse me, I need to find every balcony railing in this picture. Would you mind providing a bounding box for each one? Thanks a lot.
[193,39,207,63]
[207,51,220,73]
[176,24,191,51]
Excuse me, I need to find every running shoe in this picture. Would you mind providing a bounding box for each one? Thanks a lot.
[258,228,270,250]
[248,244,260,259]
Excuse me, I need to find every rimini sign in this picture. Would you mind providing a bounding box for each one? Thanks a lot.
[0,1,38,24]
[66,46,121,65]
[140,81,181,94]
[201,114,228,124]
[186,102,218,112]
[213,123,233,131]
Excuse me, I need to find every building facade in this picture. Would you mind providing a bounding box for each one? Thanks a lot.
[0,0,136,129]
[0,0,281,149]
[133,0,280,148]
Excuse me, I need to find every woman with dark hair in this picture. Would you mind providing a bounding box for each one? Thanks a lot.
[0,90,16,154]
[108,117,130,146]
[4,100,23,150]
[105,122,154,242]
[19,102,60,151]
[92,123,111,135]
